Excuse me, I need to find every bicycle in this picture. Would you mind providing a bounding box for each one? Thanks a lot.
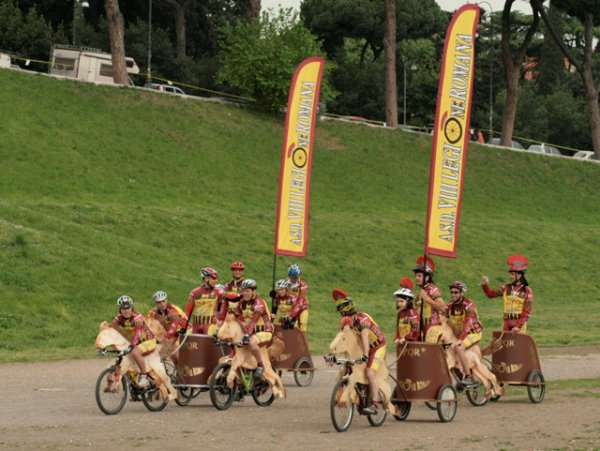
[325,355,387,432]
[95,349,168,415]
[208,339,275,410]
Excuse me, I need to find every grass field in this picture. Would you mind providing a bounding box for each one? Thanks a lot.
[1,68,599,363]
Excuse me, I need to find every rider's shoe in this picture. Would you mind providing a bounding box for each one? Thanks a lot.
[362,403,377,415]
[234,389,244,402]
[460,374,476,388]
[137,374,150,388]
[254,366,264,378]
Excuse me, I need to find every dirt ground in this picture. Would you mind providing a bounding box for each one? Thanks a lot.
[1,346,599,451]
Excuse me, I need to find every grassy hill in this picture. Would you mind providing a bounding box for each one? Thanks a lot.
[1,68,599,363]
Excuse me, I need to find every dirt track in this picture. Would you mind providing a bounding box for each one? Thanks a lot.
[1,347,599,450]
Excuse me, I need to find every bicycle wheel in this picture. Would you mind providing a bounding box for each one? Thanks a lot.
[391,387,411,421]
[330,379,354,432]
[366,389,387,427]
[465,373,489,407]
[95,366,127,415]
[527,369,545,404]
[209,363,235,410]
[436,384,458,423]
[142,385,168,412]
[251,375,275,407]
[293,357,314,387]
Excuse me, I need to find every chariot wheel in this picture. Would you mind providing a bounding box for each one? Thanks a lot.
[366,389,387,427]
[95,366,127,415]
[527,369,545,404]
[209,363,235,410]
[293,357,314,387]
[330,379,354,432]
[436,384,458,423]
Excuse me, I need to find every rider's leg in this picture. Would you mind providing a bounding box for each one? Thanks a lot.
[366,366,379,404]
[454,342,473,380]
[299,310,309,333]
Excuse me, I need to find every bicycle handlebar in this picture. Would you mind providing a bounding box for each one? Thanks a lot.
[323,355,362,365]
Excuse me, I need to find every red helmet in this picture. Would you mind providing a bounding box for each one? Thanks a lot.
[507,254,528,272]
[230,261,245,270]
[201,267,218,279]
[448,280,467,293]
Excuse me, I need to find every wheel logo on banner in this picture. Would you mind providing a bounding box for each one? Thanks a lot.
[292,147,308,168]
[444,117,462,144]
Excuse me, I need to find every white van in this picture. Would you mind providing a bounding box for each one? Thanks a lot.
[147,83,185,95]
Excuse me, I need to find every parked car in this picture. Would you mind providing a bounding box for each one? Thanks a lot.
[572,150,596,160]
[527,144,562,156]
[147,83,185,95]
[489,137,524,149]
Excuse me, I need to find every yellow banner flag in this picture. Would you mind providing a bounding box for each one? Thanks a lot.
[274,57,325,256]
[425,5,479,258]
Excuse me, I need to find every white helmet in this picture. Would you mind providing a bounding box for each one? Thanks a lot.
[394,287,414,300]
[275,279,290,290]
[152,290,168,302]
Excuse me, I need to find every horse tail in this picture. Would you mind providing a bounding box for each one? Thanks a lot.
[481,337,503,356]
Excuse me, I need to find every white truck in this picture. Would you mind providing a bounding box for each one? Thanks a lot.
[49,45,139,85]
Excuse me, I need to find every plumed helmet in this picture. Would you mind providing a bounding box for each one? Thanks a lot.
[449,280,467,293]
[288,264,301,277]
[230,261,245,270]
[152,290,168,302]
[507,254,528,273]
[399,277,414,290]
[201,267,218,279]
[275,279,290,290]
[412,255,435,275]
[241,279,257,290]
[331,288,348,301]
[117,295,133,309]
[394,287,414,300]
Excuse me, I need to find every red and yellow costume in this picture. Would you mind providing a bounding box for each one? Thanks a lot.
[152,303,186,339]
[223,278,244,298]
[482,282,533,332]
[272,293,309,333]
[395,308,420,342]
[445,297,483,347]
[351,312,386,371]
[113,310,157,354]
[415,283,443,342]
[232,295,273,344]
[286,278,309,332]
[183,284,225,334]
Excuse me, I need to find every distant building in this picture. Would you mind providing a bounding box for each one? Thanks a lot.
[49,45,139,86]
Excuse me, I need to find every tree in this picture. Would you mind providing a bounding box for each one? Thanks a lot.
[159,0,195,58]
[535,1,566,95]
[217,9,328,112]
[104,0,128,85]
[532,0,600,158]
[383,0,397,128]
[499,1,540,148]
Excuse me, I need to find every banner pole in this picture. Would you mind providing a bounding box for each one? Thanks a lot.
[271,253,278,312]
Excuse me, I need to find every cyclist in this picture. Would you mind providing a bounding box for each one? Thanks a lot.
[445,281,483,387]
[480,254,534,334]
[150,290,186,344]
[223,261,245,299]
[412,255,446,342]
[231,279,273,377]
[285,264,309,331]
[393,286,420,345]
[112,295,156,388]
[271,279,309,332]
[332,288,386,415]
[182,267,225,335]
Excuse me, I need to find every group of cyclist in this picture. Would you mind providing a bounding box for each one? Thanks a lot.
[330,253,534,415]
[110,262,310,381]
[109,253,533,413]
